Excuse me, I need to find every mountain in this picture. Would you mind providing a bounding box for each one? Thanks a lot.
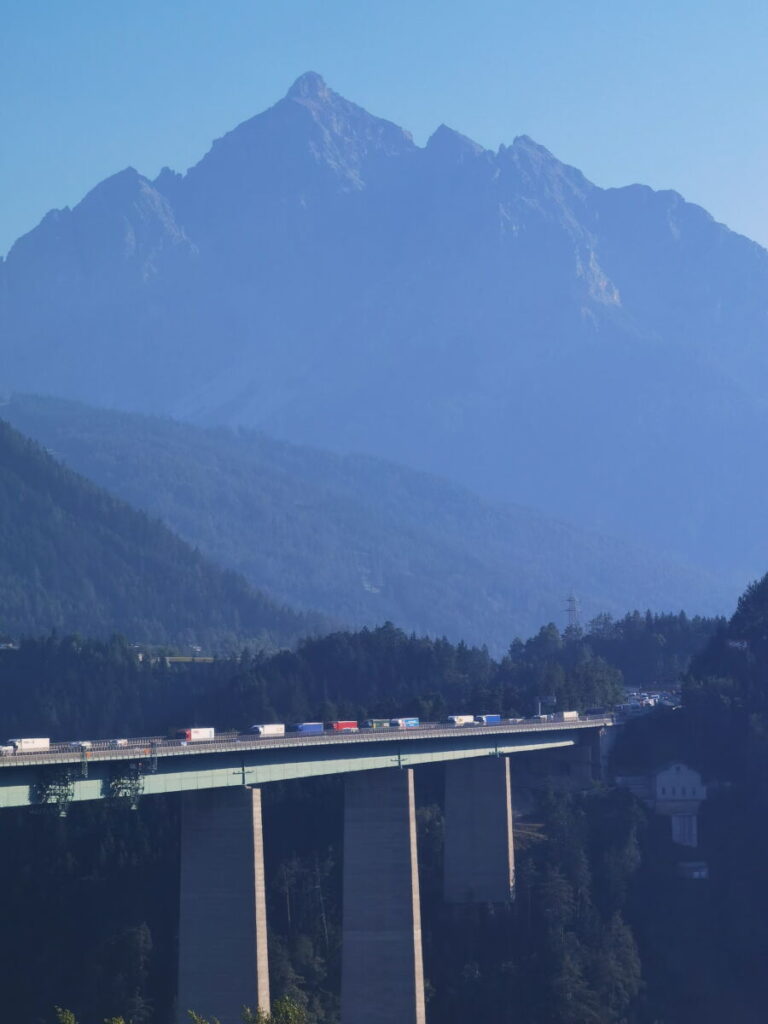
[1,396,729,652]
[0,418,324,647]
[2,73,768,580]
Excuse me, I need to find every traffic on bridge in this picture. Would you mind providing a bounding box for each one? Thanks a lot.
[0,711,613,769]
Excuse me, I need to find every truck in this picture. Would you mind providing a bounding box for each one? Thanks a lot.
[7,737,51,753]
[327,720,358,732]
[390,717,420,729]
[289,722,324,735]
[176,727,215,742]
[552,710,580,722]
[474,714,502,725]
[361,719,390,730]
[250,723,286,737]
[447,715,474,726]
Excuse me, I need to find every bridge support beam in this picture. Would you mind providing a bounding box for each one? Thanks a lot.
[341,768,426,1024]
[562,731,601,786]
[177,787,270,1024]
[444,755,515,904]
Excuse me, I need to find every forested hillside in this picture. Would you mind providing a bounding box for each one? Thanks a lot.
[0,611,719,1023]
[0,611,716,741]
[2,396,728,650]
[590,570,768,1022]
[3,74,768,583]
[0,420,325,648]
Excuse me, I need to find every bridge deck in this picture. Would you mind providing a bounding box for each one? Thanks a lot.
[0,717,611,810]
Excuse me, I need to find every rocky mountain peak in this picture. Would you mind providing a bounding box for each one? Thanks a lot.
[426,124,487,161]
[286,71,331,102]
[3,73,768,600]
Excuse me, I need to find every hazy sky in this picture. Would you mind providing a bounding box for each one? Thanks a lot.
[3,0,768,255]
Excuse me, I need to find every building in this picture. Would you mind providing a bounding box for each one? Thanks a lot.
[616,762,707,849]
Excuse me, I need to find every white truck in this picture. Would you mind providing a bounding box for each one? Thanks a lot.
[250,723,286,737]
[446,715,474,726]
[552,711,580,722]
[8,737,51,753]
[176,727,215,742]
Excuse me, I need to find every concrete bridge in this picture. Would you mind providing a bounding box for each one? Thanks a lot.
[0,717,611,1024]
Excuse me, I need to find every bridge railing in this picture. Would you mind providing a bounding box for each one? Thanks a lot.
[0,716,613,769]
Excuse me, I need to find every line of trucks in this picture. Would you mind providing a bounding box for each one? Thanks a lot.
[252,711,579,735]
[0,711,581,755]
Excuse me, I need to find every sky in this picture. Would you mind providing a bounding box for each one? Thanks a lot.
[2,0,768,255]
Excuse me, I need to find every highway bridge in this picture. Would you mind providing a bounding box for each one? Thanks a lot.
[0,715,612,809]
[0,715,613,1024]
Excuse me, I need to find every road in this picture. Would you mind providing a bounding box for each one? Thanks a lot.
[0,715,613,768]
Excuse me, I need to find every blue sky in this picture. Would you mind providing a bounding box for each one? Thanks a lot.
[2,0,768,254]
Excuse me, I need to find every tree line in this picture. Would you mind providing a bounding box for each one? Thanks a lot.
[0,608,728,1023]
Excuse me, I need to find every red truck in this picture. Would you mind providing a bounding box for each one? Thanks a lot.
[327,720,358,732]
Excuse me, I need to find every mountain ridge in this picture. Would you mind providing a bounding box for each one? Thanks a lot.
[2,73,768,582]
[0,416,326,648]
[1,394,732,653]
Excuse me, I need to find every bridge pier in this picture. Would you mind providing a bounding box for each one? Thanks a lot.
[557,730,601,786]
[177,787,270,1024]
[341,768,426,1024]
[444,755,515,904]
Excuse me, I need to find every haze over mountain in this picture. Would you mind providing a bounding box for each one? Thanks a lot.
[3,396,728,652]
[0,418,324,647]
[2,72,768,580]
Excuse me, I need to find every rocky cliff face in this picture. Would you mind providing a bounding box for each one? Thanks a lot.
[2,72,768,578]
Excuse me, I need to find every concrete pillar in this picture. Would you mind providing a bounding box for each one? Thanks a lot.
[341,768,426,1024]
[569,731,600,785]
[444,756,515,904]
[177,787,270,1024]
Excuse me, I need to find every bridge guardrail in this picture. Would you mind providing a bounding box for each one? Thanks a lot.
[0,716,613,769]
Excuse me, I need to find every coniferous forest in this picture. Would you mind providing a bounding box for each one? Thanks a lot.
[0,395,728,652]
[3,599,767,1024]
[5,13,768,1024]
[0,420,328,649]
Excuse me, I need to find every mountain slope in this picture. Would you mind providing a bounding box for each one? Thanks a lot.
[0,418,324,647]
[2,73,768,578]
[2,396,730,653]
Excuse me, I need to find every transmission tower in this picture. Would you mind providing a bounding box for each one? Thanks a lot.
[565,593,581,630]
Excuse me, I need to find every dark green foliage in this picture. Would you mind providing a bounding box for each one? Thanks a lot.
[603,569,768,1022]
[4,797,178,1024]
[419,788,644,1024]
[3,395,729,653]
[499,623,625,714]
[242,1002,310,1024]
[55,1003,308,1024]
[3,613,710,745]
[0,610,718,1022]
[497,611,721,721]
[0,419,326,649]
[586,610,721,691]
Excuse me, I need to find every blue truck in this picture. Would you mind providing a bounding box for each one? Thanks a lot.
[289,722,324,735]
[389,717,420,729]
[474,714,502,725]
